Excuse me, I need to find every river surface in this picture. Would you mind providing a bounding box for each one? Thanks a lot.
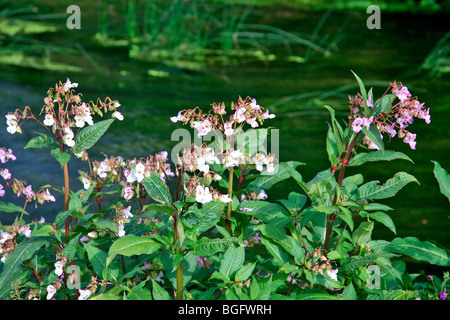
[0,2,449,263]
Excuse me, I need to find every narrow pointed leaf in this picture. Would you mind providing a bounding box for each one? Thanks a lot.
[72,118,115,154]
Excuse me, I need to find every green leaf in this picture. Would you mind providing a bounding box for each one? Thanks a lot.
[342,283,357,300]
[83,242,109,277]
[390,237,450,267]
[219,246,245,279]
[349,150,413,167]
[72,118,115,154]
[0,201,27,215]
[94,219,119,234]
[361,123,384,152]
[360,211,396,234]
[50,148,71,167]
[432,161,450,202]
[247,161,304,190]
[141,171,173,205]
[235,262,256,282]
[0,237,52,299]
[372,94,395,117]
[182,202,226,236]
[260,238,289,266]
[352,221,374,246]
[296,289,343,300]
[324,105,345,155]
[63,233,81,260]
[24,133,58,149]
[191,237,236,256]
[127,287,152,300]
[358,172,418,201]
[351,70,369,115]
[106,235,161,266]
[151,279,171,300]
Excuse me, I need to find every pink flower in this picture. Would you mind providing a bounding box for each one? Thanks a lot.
[403,132,416,150]
[24,185,35,199]
[352,117,363,133]
[43,189,56,202]
[123,186,134,200]
[1,169,11,180]
[418,108,431,124]
[0,184,5,197]
[367,95,374,108]
[361,116,373,130]
[395,87,411,103]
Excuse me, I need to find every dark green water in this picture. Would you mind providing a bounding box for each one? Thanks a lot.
[1,3,449,271]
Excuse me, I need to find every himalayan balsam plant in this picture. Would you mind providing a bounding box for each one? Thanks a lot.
[0,73,448,301]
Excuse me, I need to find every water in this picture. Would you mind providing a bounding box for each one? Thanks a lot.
[1,4,449,264]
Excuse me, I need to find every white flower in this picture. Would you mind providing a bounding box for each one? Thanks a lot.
[256,189,268,200]
[326,269,338,281]
[44,114,55,126]
[195,185,213,204]
[125,169,137,183]
[78,289,91,300]
[234,107,247,123]
[224,150,244,167]
[250,98,261,111]
[219,194,232,203]
[63,78,78,92]
[54,261,64,276]
[224,121,234,136]
[117,224,126,238]
[0,231,13,244]
[246,117,259,128]
[262,109,275,119]
[82,177,91,190]
[123,206,133,220]
[112,111,124,121]
[87,231,98,239]
[170,111,185,123]
[46,285,57,300]
[135,163,145,183]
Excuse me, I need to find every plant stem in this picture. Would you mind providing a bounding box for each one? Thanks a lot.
[324,131,361,254]
[225,167,234,234]
[63,162,70,244]
[173,209,183,300]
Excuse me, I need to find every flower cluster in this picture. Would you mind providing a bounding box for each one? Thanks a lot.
[171,96,275,139]
[0,147,56,205]
[349,82,430,150]
[0,220,40,264]
[5,78,122,151]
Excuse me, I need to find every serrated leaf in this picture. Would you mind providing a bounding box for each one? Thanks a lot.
[358,172,418,201]
[141,171,172,205]
[191,237,236,256]
[83,242,108,277]
[106,235,161,266]
[390,237,450,267]
[219,246,245,279]
[151,279,171,300]
[72,118,115,154]
[0,237,51,299]
[24,133,58,149]
[0,200,27,215]
[235,262,256,282]
[360,211,396,234]
[349,150,413,167]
